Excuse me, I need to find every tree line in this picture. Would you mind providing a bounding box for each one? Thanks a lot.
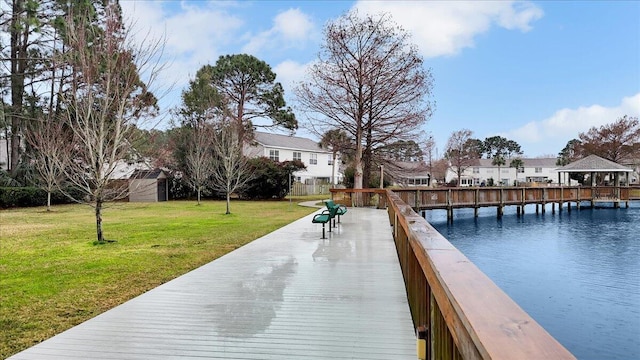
[441,115,639,187]
[2,4,436,242]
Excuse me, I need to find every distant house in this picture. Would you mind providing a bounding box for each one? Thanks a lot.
[0,139,8,171]
[445,158,560,186]
[245,131,341,185]
[129,168,169,202]
[389,161,431,187]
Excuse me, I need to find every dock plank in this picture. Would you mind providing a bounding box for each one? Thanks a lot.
[9,208,414,360]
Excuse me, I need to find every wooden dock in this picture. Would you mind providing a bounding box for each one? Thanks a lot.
[8,208,415,360]
[391,185,640,221]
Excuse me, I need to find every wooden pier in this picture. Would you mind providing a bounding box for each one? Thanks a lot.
[390,185,640,222]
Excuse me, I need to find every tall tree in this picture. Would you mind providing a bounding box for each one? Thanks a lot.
[578,115,640,162]
[210,121,252,214]
[445,129,479,187]
[556,139,582,166]
[295,10,433,189]
[319,128,351,185]
[192,54,297,141]
[58,1,162,243]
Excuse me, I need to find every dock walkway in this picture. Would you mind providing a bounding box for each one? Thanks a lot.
[9,207,414,360]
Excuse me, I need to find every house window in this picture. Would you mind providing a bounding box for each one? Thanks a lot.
[269,149,279,162]
[502,168,509,173]
[328,156,334,165]
[535,167,542,173]
[293,151,301,161]
[517,167,525,173]
[310,153,317,165]
[473,167,479,174]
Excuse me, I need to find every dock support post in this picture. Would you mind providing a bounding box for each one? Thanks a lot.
[447,207,453,223]
[568,202,572,212]
[497,206,503,219]
[474,207,479,217]
[517,206,521,217]
[552,203,555,214]
[542,203,546,214]
[536,204,539,214]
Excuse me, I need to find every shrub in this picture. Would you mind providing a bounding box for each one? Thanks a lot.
[0,187,47,208]
[239,158,306,200]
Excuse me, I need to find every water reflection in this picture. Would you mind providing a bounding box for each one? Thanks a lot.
[312,238,353,264]
[209,257,297,338]
[429,207,640,360]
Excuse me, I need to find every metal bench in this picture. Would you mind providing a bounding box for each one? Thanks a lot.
[324,199,347,226]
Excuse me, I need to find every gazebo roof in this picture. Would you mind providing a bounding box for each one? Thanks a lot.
[556,154,633,173]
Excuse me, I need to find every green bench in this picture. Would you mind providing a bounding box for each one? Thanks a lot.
[324,200,347,226]
[312,206,339,239]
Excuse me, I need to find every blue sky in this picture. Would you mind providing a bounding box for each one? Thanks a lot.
[121,1,640,158]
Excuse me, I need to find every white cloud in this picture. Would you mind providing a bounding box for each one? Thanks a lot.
[274,60,312,95]
[243,8,315,54]
[353,0,543,58]
[121,1,244,110]
[504,93,640,153]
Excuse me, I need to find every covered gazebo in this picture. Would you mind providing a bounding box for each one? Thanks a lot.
[556,154,634,186]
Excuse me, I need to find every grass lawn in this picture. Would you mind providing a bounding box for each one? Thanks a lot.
[0,199,320,358]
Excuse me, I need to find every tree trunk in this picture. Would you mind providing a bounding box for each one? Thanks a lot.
[331,152,336,185]
[197,187,201,205]
[47,191,51,212]
[95,199,104,243]
[9,0,28,176]
[226,192,231,215]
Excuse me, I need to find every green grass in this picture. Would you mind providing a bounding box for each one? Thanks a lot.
[0,200,316,358]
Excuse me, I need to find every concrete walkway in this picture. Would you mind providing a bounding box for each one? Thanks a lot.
[9,207,415,360]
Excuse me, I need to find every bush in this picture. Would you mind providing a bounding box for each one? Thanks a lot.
[0,186,83,208]
[239,158,306,200]
[0,187,47,208]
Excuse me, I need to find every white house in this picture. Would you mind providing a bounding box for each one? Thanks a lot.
[446,158,562,186]
[245,131,341,185]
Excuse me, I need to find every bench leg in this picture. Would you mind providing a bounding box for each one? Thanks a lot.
[337,214,341,223]
[321,223,326,239]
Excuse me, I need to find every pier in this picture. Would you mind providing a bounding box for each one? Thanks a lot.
[386,185,640,222]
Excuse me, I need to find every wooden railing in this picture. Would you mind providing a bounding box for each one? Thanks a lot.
[385,189,576,359]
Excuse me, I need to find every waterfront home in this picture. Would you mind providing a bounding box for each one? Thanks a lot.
[445,157,560,186]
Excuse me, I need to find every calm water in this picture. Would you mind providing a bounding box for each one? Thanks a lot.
[427,203,640,360]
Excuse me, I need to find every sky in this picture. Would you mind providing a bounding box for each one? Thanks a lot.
[120,0,640,158]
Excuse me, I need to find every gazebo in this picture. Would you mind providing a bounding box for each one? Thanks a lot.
[556,154,634,186]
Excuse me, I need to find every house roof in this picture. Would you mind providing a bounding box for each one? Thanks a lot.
[471,157,557,167]
[556,154,633,173]
[253,132,330,153]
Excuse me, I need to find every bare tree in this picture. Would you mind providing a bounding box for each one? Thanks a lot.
[25,117,70,211]
[210,121,252,214]
[295,10,433,189]
[184,122,215,205]
[445,129,479,187]
[59,2,163,243]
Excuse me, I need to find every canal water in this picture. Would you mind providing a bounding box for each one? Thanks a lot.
[426,203,640,360]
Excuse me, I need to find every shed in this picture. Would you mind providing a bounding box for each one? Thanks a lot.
[129,168,169,202]
[556,154,634,185]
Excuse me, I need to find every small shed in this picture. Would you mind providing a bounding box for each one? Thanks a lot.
[556,154,634,185]
[129,168,169,202]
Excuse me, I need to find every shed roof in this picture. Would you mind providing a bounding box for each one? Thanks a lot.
[253,132,330,153]
[130,168,167,179]
[556,154,633,173]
